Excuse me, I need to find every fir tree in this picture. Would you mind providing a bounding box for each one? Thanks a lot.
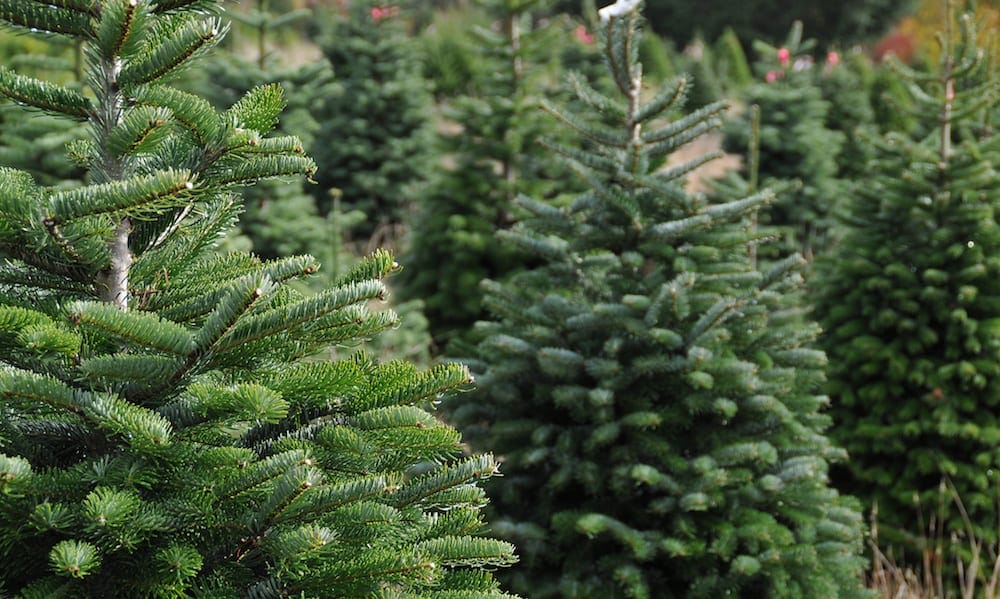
[453,3,867,597]
[713,27,753,93]
[309,1,434,244]
[0,1,516,596]
[816,9,1000,550]
[722,23,845,260]
[399,0,580,347]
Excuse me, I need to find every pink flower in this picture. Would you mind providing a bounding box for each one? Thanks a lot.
[370,5,397,22]
[574,25,594,45]
[765,70,779,83]
[777,47,790,67]
[826,51,840,66]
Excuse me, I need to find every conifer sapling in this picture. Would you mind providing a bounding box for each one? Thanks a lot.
[455,2,867,597]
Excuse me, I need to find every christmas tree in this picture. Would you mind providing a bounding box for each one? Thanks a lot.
[308,1,434,245]
[400,0,582,348]
[453,2,867,597]
[723,23,845,260]
[816,8,1000,550]
[0,0,516,595]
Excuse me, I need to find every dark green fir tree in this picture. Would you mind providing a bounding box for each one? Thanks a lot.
[453,2,867,597]
[309,1,434,245]
[0,0,516,596]
[816,9,1000,551]
[399,0,579,348]
[722,23,845,260]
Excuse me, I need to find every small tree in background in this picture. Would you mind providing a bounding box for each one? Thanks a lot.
[400,0,582,348]
[0,0,516,595]
[713,26,754,93]
[681,36,726,111]
[723,22,845,260]
[816,8,1000,554]
[453,2,867,597]
[309,0,435,246]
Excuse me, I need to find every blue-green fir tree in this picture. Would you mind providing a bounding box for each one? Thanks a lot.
[816,10,1000,552]
[452,2,867,597]
[308,1,434,244]
[400,0,582,348]
[722,23,845,261]
[0,0,517,595]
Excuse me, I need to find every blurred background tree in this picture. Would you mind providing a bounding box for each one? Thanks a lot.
[555,0,918,48]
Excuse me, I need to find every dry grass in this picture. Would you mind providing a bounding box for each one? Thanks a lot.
[868,480,1000,599]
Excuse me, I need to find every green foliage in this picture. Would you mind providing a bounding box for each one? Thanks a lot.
[637,27,678,83]
[722,22,845,260]
[815,50,877,181]
[871,57,924,138]
[639,0,916,48]
[0,32,88,188]
[681,37,726,111]
[713,27,753,90]
[418,5,484,98]
[454,4,867,597]
[188,3,331,264]
[0,1,515,595]
[400,0,585,347]
[816,9,1000,555]
[309,1,435,242]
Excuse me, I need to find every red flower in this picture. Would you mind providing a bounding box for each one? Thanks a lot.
[777,47,791,67]
[574,25,594,45]
[826,51,840,67]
